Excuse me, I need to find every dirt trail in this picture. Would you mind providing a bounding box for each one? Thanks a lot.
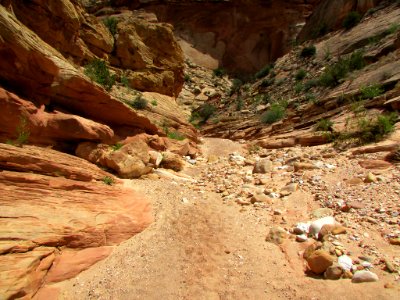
[59,138,399,300]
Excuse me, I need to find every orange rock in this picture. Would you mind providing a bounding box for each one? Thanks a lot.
[306,250,335,274]
[46,247,113,283]
[359,159,392,170]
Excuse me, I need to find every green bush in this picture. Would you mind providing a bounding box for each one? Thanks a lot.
[151,100,158,106]
[315,118,333,131]
[131,95,148,109]
[319,50,365,87]
[359,84,384,99]
[294,83,304,94]
[167,131,186,141]
[255,64,273,79]
[305,92,317,104]
[84,59,115,91]
[295,69,307,81]
[357,113,397,143]
[260,102,287,124]
[304,79,319,91]
[213,68,226,77]
[229,78,243,95]
[103,17,118,35]
[260,78,274,88]
[102,176,114,185]
[184,74,191,82]
[192,103,216,123]
[300,45,316,58]
[236,97,244,111]
[111,143,123,151]
[121,74,130,88]
[343,11,361,30]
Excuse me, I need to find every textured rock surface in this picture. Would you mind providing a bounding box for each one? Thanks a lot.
[112,11,184,96]
[0,143,113,181]
[0,169,152,299]
[0,88,114,145]
[0,5,157,135]
[3,0,114,62]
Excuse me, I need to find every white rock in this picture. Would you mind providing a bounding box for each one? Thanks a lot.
[309,216,337,238]
[338,255,353,271]
[294,222,310,235]
[352,271,379,283]
[296,234,308,242]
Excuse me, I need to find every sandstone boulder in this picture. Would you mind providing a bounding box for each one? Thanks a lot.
[160,151,185,171]
[306,250,335,274]
[0,169,152,299]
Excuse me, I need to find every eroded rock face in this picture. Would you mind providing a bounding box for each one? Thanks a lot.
[112,11,185,96]
[2,0,114,62]
[0,88,114,145]
[0,5,158,137]
[299,0,380,41]
[0,169,152,299]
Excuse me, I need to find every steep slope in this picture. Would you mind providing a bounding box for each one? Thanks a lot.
[201,1,400,150]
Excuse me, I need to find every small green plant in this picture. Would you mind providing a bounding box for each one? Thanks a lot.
[319,50,365,87]
[236,96,244,111]
[343,11,361,30]
[300,45,316,58]
[213,68,226,77]
[102,176,114,185]
[229,78,243,95]
[357,113,397,143]
[260,101,287,124]
[84,59,115,91]
[184,74,191,82]
[315,118,333,131]
[167,131,186,141]
[312,23,329,39]
[305,92,317,104]
[190,103,217,125]
[255,64,273,79]
[103,17,118,35]
[385,23,400,35]
[294,82,304,94]
[111,143,123,151]
[359,84,384,99]
[260,78,274,88]
[304,79,319,91]
[15,116,30,146]
[295,69,307,81]
[151,100,158,106]
[121,74,130,88]
[131,95,148,110]
[254,93,270,104]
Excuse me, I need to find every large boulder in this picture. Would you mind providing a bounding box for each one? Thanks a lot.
[112,11,185,96]
[76,137,153,178]
[0,88,114,145]
[0,153,152,299]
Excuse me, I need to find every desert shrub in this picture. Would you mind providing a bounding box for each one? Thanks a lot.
[151,100,158,106]
[10,116,30,146]
[229,78,243,95]
[121,74,130,88]
[236,97,244,111]
[303,79,319,91]
[213,68,226,77]
[260,78,275,88]
[295,69,307,81]
[196,103,216,122]
[184,74,191,82]
[103,17,118,35]
[294,82,304,94]
[131,95,148,109]
[102,176,114,185]
[111,143,123,151]
[359,84,384,99]
[84,59,115,90]
[167,131,186,141]
[305,92,317,104]
[385,23,400,35]
[357,113,397,143]
[300,45,316,58]
[260,101,287,124]
[319,50,365,87]
[255,64,273,79]
[312,23,329,38]
[343,11,361,30]
[315,118,333,131]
